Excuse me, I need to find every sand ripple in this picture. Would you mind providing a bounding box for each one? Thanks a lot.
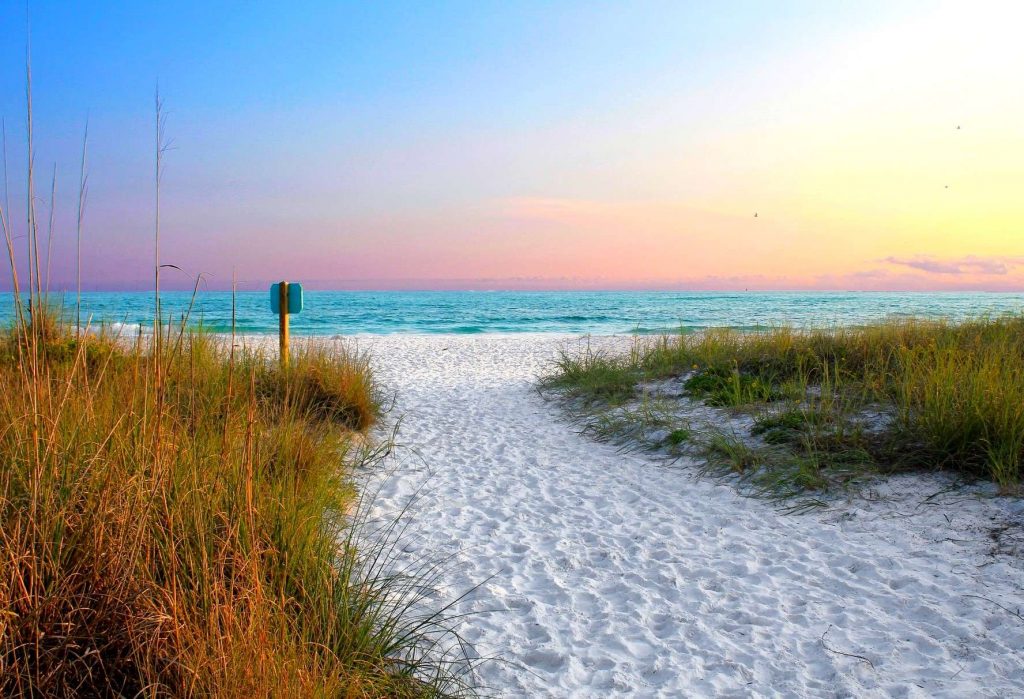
[354,334,1024,698]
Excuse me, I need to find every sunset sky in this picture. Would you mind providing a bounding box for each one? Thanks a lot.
[1,1,1022,291]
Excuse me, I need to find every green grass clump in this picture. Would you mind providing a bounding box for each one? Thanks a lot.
[0,311,471,697]
[665,428,691,446]
[752,408,837,445]
[892,340,1024,491]
[543,342,643,407]
[683,365,783,406]
[545,317,1024,498]
[702,429,859,513]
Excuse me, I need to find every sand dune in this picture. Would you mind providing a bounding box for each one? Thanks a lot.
[356,334,1023,697]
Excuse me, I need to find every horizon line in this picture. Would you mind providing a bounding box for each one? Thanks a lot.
[3,284,1023,295]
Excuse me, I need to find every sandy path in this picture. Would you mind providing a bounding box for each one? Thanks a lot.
[355,334,1024,698]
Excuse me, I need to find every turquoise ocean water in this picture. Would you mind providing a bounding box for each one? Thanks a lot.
[2,291,1022,335]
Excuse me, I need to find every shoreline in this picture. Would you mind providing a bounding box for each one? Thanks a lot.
[6,290,1021,340]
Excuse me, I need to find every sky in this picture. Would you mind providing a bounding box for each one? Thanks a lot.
[0,1,1022,291]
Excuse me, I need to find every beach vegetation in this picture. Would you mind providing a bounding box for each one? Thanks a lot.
[0,63,473,696]
[543,317,1024,500]
[0,309,472,697]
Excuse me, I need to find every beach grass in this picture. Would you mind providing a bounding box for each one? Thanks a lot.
[0,60,475,695]
[543,317,1024,499]
[0,309,472,697]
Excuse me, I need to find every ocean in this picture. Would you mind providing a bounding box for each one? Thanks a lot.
[2,290,1022,335]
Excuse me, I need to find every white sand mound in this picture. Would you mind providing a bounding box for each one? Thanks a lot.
[353,334,1023,698]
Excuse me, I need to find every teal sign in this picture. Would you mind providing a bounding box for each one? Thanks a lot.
[270,282,303,314]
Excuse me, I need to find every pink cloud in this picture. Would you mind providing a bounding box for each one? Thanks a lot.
[884,255,1024,276]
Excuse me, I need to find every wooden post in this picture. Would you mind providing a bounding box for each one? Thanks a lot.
[278,280,290,368]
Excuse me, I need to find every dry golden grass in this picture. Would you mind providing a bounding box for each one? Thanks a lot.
[0,312,469,697]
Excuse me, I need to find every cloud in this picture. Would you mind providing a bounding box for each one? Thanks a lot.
[884,255,1024,276]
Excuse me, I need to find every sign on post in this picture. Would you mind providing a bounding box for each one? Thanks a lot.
[271,281,303,367]
[270,282,303,314]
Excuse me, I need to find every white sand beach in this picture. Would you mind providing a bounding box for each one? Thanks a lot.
[354,334,1024,697]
